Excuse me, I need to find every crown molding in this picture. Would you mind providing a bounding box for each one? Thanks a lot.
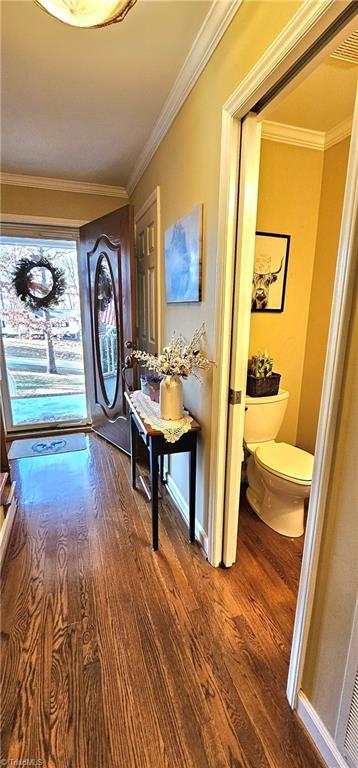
[0,172,128,199]
[261,116,352,151]
[324,116,352,149]
[0,213,88,227]
[261,120,325,149]
[127,0,242,195]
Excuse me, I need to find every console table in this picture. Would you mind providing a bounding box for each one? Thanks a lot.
[125,392,201,551]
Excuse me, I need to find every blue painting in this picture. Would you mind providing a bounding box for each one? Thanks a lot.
[164,205,202,303]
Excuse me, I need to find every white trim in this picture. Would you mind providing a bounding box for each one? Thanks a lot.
[134,188,159,224]
[261,120,325,149]
[127,0,242,195]
[208,107,241,567]
[297,692,348,768]
[223,0,342,118]
[261,117,352,150]
[325,117,353,149]
[0,172,128,199]
[0,221,80,240]
[0,213,88,227]
[222,115,262,567]
[166,473,208,556]
[134,186,162,351]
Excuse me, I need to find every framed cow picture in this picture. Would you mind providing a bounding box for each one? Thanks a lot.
[252,232,290,313]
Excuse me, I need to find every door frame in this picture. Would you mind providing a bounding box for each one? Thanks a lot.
[207,0,358,710]
[0,220,91,435]
[134,187,162,352]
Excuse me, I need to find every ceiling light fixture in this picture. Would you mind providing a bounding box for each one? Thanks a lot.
[34,0,137,29]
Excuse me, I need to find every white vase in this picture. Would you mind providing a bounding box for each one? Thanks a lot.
[160,376,184,420]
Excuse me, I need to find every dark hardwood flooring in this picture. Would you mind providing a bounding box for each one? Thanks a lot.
[0,434,323,767]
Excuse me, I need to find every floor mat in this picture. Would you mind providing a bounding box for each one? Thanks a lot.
[8,433,88,460]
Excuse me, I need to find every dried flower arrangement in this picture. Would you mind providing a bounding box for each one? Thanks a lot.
[134,324,214,380]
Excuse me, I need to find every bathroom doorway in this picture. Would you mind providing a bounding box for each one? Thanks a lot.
[213,10,358,710]
[224,40,357,566]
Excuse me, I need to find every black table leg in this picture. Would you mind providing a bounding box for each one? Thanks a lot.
[159,454,166,484]
[130,413,137,489]
[189,433,197,543]
[149,438,159,551]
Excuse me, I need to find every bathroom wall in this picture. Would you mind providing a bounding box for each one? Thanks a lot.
[250,139,324,445]
[297,138,350,453]
[251,135,350,451]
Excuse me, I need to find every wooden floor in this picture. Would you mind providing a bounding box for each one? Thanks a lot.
[0,434,323,767]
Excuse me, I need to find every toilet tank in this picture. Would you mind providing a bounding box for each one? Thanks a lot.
[244,389,289,444]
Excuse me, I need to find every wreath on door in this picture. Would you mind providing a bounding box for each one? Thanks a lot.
[12,256,66,312]
[97,259,113,312]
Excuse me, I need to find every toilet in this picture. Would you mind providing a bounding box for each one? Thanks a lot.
[244,390,314,537]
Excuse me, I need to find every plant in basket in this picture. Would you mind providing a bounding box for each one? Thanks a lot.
[247,351,281,397]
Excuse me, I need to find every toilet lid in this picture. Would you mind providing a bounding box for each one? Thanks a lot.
[255,442,314,483]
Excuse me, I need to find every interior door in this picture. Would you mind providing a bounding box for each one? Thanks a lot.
[80,206,136,454]
[136,199,158,355]
[222,114,262,566]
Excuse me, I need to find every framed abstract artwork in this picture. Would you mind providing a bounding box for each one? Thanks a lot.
[252,231,290,313]
[164,205,202,303]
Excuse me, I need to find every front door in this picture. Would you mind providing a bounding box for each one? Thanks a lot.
[80,206,136,454]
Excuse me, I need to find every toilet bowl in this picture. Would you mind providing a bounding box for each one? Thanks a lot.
[244,391,314,537]
[246,442,313,537]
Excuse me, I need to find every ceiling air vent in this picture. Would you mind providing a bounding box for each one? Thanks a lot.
[331,30,358,64]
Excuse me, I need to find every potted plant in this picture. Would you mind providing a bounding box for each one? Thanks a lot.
[247,351,281,397]
[134,325,213,420]
[140,373,162,403]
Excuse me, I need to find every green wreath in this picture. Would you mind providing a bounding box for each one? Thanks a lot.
[12,256,66,311]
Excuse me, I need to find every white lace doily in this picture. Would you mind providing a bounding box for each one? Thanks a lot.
[130,390,193,444]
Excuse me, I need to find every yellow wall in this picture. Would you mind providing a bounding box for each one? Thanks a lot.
[298,138,350,453]
[0,183,126,222]
[302,263,358,735]
[131,0,302,530]
[250,137,350,452]
[251,139,324,445]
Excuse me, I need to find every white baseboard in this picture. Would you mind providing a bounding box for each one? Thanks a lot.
[166,473,208,555]
[297,692,348,768]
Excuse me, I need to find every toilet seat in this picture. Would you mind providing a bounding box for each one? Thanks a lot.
[255,442,314,485]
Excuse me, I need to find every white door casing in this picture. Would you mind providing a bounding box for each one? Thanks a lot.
[222,114,262,567]
[135,188,161,355]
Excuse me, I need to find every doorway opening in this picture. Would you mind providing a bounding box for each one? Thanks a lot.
[233,42,355,677]
[210,5,358,717]
[0,227,88,433]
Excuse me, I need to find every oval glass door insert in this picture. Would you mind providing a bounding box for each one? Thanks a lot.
[95,255,119,406]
